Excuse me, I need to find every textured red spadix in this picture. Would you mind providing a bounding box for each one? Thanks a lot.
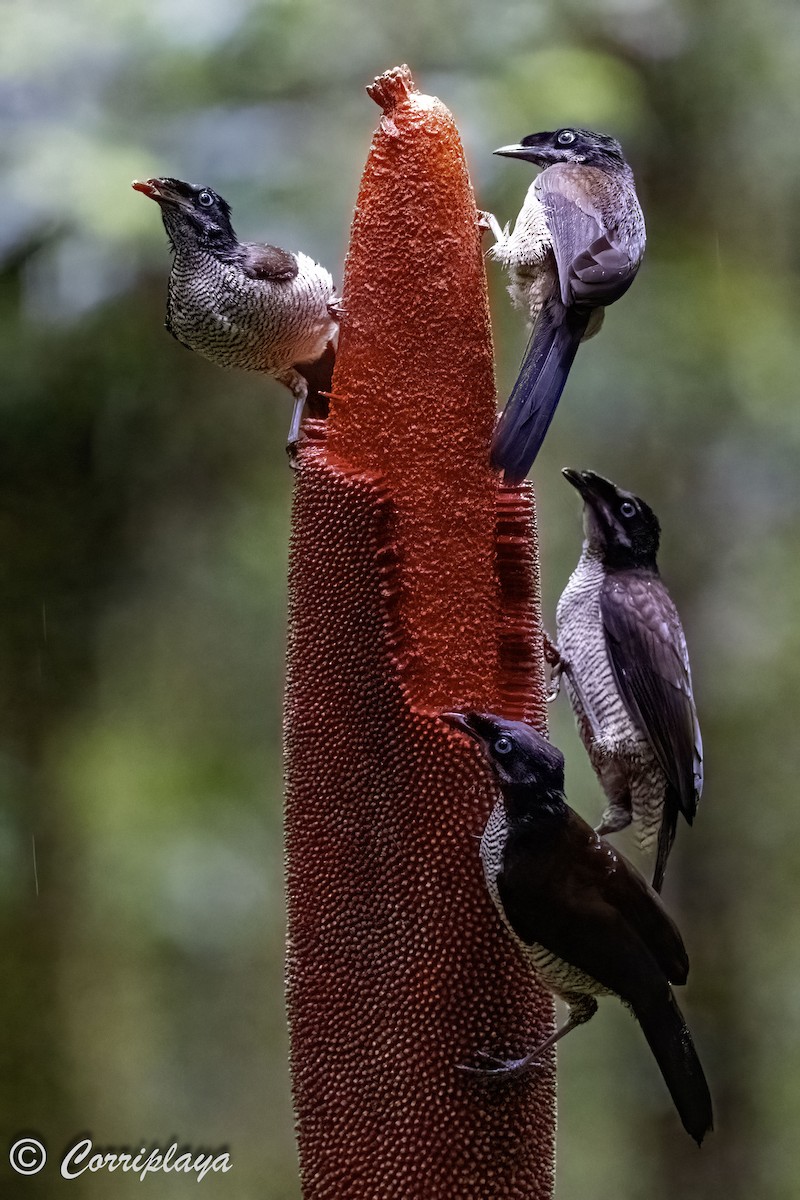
[284,66,555,1198]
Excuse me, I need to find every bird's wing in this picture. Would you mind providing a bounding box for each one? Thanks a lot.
[240,243,299,282]
[601,572,703,825]
[536,165,636,307]
[498,813,689,999]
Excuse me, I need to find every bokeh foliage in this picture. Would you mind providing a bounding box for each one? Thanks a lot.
[2,0,799,1196]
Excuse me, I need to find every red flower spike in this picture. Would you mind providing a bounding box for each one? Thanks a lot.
[285,65,555,1198]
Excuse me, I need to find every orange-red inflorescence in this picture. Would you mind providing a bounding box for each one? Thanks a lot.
[285,66,555,1198]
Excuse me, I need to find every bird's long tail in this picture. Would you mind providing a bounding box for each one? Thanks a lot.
[491,297,590,482]
[635,990,713,1145]
[652,791,679,893]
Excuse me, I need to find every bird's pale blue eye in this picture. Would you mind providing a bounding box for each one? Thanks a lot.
[619,501,636,518]
[557,130,576,145]
[494,736,514,756]
[198,191,214,207]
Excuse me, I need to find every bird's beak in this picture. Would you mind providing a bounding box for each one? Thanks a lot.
[442,712,493,752]
[132,179,158,199]
[493,143,535,160]
[562,471,624,539]
[562,468,617,505]
[441,711,475,736]
[441,705,491,744]
[131,178,184,207]
[561,467,591,498]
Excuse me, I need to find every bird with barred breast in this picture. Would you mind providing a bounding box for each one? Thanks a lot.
[550,469,703,893]
[133,177,340,453]
[442,711,712,1145]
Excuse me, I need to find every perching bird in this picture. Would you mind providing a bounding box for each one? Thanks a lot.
[442,711,712,1145]
[486,128,645,480]
[132,177,340,449]
[551,469,702,893]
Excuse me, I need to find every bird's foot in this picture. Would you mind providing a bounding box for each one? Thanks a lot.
[546,666,562,704]
[286,439,300,470]
[477,210,508,244]
[458,1050,541,1078]
[542,631,562,666]
[543,633,564,702]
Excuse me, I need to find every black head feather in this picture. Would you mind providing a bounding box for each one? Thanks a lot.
[494,127,627,171]
[562,468,660,571]
[133,177,238,254]
[442,711,565,795]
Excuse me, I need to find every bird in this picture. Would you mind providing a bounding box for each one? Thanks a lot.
[485,127,646,480]
[551,469,703,893]
[132,177,340,450]
[441,710,712,1145]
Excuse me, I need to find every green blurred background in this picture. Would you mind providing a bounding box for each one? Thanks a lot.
[2,0,799,1196]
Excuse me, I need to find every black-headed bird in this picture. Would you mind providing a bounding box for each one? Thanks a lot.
[133,177,340,450]
[442,711,712,1145]
[486,128,645,480]
[551,469,702,892]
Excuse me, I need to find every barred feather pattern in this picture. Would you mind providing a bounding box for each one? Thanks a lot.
[165,248,338,377]
[556,549,665,851]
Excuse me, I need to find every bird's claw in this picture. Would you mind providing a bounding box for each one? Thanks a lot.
[546,662,563,704]
[286,439,300,470]
[542,632,562,667]
[477,211,508,243]
[543,634,564,702]
[458,1050,541,1078]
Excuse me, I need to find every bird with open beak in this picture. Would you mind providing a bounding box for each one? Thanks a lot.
[133,177,340,453]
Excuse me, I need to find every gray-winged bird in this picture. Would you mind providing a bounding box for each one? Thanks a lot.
[552,469,703,892]
[485,128,645,479]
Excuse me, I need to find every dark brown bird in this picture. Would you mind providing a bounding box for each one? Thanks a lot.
[485,128,645,479]
[133,177,340,448]
[442,711,712,1145]
[552,470,702,892]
